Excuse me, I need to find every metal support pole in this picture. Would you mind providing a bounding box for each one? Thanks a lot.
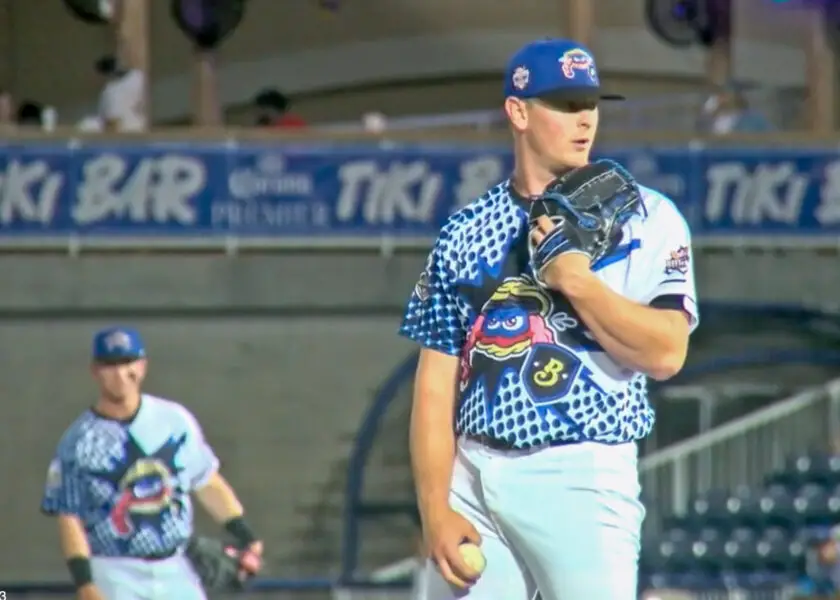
[705,0,733,87]
[193,49,222,126]
[805,3,836,132]
[566,0,593,46]
[114,0,150,124]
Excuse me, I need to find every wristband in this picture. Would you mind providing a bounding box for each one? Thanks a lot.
[224,516,257,547]
[67,556,93,588]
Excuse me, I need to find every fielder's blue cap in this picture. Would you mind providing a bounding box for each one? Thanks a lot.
[92,326,146,363]
[503,38,624,102]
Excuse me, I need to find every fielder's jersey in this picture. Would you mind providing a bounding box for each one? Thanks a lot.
[41,394,219,557]
[400,180,698,449]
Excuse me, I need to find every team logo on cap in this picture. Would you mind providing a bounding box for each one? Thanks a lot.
[511,66,530,90]
[105,330,133,352]
[559,48,598,84]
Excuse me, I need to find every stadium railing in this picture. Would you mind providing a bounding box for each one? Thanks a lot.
[640,374,840,529]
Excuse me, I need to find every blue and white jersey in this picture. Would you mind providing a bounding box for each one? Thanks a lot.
[41,394,219,558]
[400,180,698,449]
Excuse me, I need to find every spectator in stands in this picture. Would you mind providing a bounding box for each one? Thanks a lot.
[0,88,14,126]
[797,526,840,596]
[77,115,104,132]
[253,88,306,129]
[96,54,146,132]
[16,100,44,127]
[698,84,772,135]
[362,111,388,134]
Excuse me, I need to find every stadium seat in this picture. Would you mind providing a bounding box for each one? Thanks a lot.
[825,488,840,521]
[723,535,761,573]
[755,485,798,529]
[723,486,759,530]
[805,453,840,487]
[663,571,722,591]
[688,489,732,530]
[725,570,794,590]
[755,528,794,572]
[640,537,669,573]
[695,526,724,542]
[691,529,727,572]
[661,513,693,532]
[787,533,808,571]
[767,452,840,490]
[656,529,695,572]
[794,483,834,527]
[729,527,758,544]
[645,571,705,591]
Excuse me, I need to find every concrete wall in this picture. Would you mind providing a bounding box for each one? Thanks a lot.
[1,249,838,314]
[0,0,813,122]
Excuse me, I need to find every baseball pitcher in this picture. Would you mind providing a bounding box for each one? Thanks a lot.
[400,39,698,600]
[41,327,263,600]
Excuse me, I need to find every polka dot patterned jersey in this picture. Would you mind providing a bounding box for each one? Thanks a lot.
[400,180,658,449]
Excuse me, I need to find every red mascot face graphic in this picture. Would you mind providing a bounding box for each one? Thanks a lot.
[110,459,175,536]
[460,278,557,388]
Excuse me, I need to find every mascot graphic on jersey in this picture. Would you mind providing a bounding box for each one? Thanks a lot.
[111,458,176,536]
[460,277,555,386]
[90,433,187,540]
[460,276,586,416]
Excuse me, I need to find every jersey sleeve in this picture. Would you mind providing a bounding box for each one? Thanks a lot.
[635,202,699,333]
[399,234,465,356]
[40,453,86,517]
[178,409,220,490]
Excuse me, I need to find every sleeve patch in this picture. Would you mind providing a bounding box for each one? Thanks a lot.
[664,245,690,275]
[45,459,61,491]
[414,252,433,301]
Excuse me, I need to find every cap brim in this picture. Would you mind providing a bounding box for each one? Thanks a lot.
[535,87,625,104]
[94,355,143,365]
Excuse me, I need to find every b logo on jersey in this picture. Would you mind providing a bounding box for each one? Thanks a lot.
[522,344,582,406]
[111,458,175,536]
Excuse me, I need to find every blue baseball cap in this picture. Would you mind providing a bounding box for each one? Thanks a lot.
[504,38,624,103]
[92,327,146,363]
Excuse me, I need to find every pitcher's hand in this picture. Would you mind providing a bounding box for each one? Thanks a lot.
[423,508,483,589]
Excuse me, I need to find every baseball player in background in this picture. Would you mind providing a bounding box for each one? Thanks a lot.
[400,39,698,600]
[41,327,263,600]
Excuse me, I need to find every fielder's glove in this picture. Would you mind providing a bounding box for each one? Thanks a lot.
[528,159,641,286]
[185,535,258,591]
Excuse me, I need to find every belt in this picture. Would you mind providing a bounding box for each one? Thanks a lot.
[466,434,580,451]
[138,548,178,561]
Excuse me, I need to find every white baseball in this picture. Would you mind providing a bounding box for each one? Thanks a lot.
[458,542,486,574]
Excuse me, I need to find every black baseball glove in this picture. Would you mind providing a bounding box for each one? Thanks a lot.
[528,159,642,286]
[186,535,254,591]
